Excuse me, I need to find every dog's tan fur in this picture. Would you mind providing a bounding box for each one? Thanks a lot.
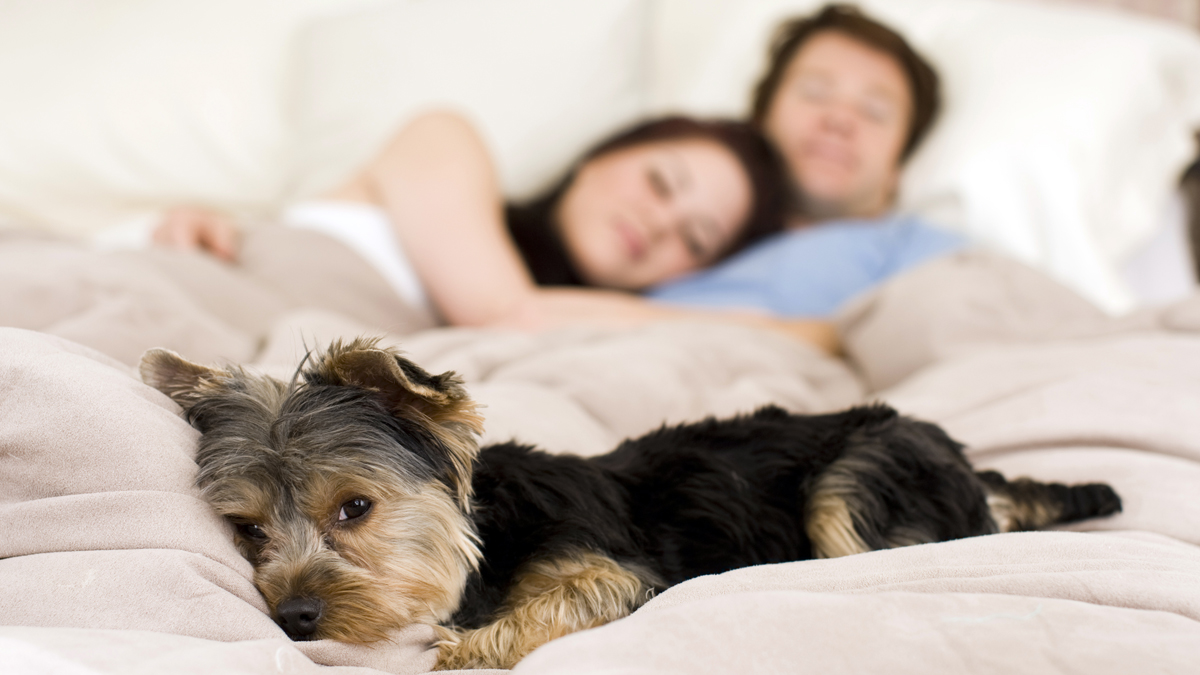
[221,480,481,643]
[805,489,871,558]
[435,551,651,669]
[985,479,1061,533]
[805,452,874,558]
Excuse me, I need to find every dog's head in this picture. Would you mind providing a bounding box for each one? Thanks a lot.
[140,338,484,642]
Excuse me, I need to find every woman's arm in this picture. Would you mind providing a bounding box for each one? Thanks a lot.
[325,111,537,328]
[503,287,839,354]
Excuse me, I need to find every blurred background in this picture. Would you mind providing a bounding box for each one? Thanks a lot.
[0,0,1197,312]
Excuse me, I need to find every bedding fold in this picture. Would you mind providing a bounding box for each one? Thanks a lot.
[2,234,1199,674]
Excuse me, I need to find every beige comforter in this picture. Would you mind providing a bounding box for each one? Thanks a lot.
[2,229,1199,673]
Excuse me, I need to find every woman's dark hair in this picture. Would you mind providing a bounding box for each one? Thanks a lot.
[505,116,795,287]
[750,3,940,162]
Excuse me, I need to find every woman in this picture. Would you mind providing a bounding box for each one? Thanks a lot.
[154,111,839,353]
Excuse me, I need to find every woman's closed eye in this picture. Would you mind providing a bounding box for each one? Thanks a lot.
[681,219,719,261]
[648,167,672,199]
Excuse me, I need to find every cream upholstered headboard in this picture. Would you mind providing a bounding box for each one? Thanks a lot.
[1032,0,1200,280]
[1026,0,1199,29]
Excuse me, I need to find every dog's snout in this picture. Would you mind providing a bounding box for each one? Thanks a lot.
[275,597,325,640]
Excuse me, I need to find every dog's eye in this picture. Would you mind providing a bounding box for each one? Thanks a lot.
[339,498,372,522]
[236,522,268,541]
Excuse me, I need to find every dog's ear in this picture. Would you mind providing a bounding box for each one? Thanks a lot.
[312,341,482,432]
[312,339,484,507]
[139,348,227,411]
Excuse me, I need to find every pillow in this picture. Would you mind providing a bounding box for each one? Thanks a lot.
[649,0,1200,313]
[0,329,272,639]
[288,0,647,201]
[834,250,1110,391]
[0,327,439,673]
[0,0,379,239]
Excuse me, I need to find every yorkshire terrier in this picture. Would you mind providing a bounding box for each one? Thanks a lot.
[140,338,1121,669]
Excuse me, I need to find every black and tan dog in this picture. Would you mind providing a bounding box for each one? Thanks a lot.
[140,338,1121,669]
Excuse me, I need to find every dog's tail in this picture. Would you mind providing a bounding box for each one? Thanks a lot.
[975,471,1122,533]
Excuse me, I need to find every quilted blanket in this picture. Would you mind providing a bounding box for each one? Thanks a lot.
[2,228,1199,673]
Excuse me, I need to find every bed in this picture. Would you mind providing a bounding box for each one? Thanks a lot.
[3,0,1200,673]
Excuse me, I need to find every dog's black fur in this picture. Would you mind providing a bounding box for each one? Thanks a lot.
[454,404,1120,629]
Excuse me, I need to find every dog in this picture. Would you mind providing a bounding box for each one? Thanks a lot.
[139,338,1121,669]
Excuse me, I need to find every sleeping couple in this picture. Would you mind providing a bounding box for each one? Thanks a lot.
[154,4,965,356]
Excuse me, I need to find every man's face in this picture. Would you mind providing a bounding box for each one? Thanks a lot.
[763,30,913,220]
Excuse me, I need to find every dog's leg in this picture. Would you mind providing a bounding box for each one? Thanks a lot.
[435,552,652,670]
[803,430,976,557]
[976,471,1122,532]
[804,455,876,558]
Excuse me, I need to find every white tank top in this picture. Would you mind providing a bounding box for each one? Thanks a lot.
[282,201,429,310]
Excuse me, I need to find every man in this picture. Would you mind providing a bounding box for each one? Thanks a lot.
[649,4,965,318]
[750,3,939,222]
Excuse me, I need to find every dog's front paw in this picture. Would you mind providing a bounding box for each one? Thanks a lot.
[431,626,468,670]
[432,624,535,670]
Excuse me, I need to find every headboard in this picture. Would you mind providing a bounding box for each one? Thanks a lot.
[1027,0,1198,29]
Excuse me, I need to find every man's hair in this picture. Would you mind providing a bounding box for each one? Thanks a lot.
[750,3,940,162]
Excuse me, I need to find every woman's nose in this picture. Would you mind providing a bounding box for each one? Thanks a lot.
[646,202,688,248]
[643,198,674,239]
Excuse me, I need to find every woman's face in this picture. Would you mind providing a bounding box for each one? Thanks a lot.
[764,30,912,219]
[556,137,753,291]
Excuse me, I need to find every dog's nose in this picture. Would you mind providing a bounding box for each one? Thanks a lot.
[275,597,325,640]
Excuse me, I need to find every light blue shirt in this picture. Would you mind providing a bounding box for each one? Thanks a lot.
[647,214,967,318]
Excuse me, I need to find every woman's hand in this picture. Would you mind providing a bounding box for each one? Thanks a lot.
[152,207,241,262]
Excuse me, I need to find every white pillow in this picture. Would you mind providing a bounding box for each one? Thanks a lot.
[651,0,1200,313]
[0,0,384,239]
[288,0,647,201]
